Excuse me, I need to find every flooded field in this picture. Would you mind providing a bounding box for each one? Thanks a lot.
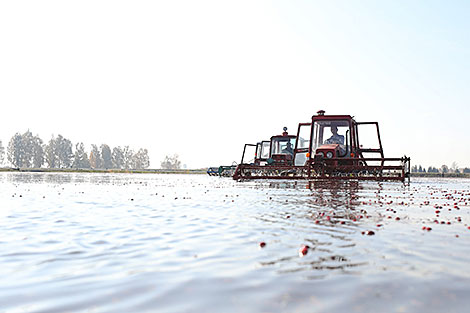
[1,172,470,313]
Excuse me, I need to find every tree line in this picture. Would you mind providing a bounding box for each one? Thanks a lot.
[0,131,150,169]
[411,163,470,174]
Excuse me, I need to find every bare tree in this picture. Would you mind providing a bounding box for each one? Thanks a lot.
[122,146,134,169]
[44,135,73,168]
[132,148,150,169]
[45,136,58,168]
[31,135,44,168]
[112,146,125,169]
[101,144,112,169]
[13,130,44,168]
[89,144,103,169]
[161,154,181,169]
[56,135,73,168]
[72,142,91,169]
[7,133,23,167]
[20,130,34,168]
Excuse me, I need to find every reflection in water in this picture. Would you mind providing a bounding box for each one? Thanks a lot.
[255,180,367,276]
[4,171,155,186]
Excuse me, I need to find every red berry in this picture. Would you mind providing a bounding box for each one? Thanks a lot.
[299,245,309,256]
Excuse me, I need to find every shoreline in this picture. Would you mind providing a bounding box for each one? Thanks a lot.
[0,167,207,175]
[410,172,470,178]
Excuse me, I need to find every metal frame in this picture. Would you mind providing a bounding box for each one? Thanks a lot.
[240,143,257,164]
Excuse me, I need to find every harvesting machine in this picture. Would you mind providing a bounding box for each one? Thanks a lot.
[232,110,410,181]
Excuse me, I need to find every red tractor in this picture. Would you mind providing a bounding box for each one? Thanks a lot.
[234,128,298,178]
[233,110,410,181]
[239,127,296,166]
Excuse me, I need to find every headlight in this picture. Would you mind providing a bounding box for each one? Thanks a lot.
[317,152,324,158]
[326,151,334,158]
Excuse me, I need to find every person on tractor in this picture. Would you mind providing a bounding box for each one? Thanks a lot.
[282,142,294,155]
[324,125,345,145]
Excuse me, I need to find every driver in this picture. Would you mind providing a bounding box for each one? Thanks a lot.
[324,125,345,145]
[282,142,294,155]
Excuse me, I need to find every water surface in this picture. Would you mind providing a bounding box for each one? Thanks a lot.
[1,173,469,312]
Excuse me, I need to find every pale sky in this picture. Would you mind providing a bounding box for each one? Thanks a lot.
[1,0,469,169]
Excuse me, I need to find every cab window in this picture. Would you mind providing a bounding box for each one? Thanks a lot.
[271,137,296,155]
[312,120,350,155]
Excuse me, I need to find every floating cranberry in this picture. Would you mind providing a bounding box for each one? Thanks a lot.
[299,245,309,256]
[259,242,266,248]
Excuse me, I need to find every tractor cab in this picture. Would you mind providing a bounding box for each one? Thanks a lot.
[294,110,356,166]
[240,128,295,166]
[268,127,296,165]
[240,140,271,165]
[294,110,390,168]
[312,116,352,160]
